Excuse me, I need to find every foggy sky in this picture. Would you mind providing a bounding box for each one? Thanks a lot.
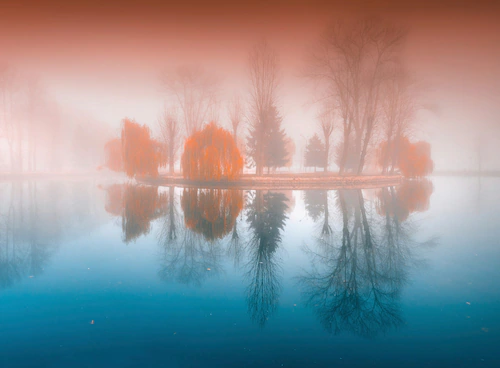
[1,0,499,170]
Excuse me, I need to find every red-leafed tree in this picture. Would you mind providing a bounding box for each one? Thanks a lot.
[121,118,166,178]
[399,141,434,177]
[181,122,243,181]
[377,136,433,177]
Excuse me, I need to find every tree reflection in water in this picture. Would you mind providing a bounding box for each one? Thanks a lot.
[158,188,243,286]
[181,188,243,241]
[1,180,107,290]
[304,190,333,241]
[122,185,168,243]
[299,180,436,338]
[245,190,289,327]
[103,183,168,243]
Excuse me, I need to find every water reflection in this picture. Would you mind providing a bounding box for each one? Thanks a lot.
[157,188,243,286]
[108,181,435,333]
[104,184,168,243]
[0,183,53,288]
[299,180,436,338]
[304,190,333,239]
[1,180,108,290]
[245,191,289,327]
[181,188,243,241]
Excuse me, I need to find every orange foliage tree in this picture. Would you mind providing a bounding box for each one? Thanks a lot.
[377,136,433,177]
[104,138,123,172]
[376,179,434,222]
[181,122,243,181]
[181,188,243,241]
[121,118,166,178]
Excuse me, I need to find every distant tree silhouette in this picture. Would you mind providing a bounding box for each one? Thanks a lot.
[103,138,123,172]
[284,136,296,170]
[304,134,326,170]
[317,105,335,172]
[158,106,181,175]
[227,94,245,142]
[380,65,417,174]
[161,65,218,136]
[247,104,288,173]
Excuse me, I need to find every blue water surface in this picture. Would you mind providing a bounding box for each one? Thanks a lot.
[0,177,499,367]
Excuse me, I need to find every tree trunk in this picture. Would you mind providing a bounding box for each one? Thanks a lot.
[169,146,174,175]
[339,130,350,176]
[324,140,329,173]
[356,118,374,176]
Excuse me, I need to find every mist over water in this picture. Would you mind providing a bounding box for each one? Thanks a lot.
[1,1,499,367]
[0,177,499,366]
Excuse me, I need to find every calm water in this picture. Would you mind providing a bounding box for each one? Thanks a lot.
[0,177,499,367]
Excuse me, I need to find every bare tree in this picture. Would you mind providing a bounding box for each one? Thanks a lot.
[161,65,218,136]
[0,63,22,173]
[227,94,244,142]
[306,18,407,175]
[158,105,181,175]
[317,104,335,172]
[380,65,416,174]
[247,40,280,176]
[23,74,45,172]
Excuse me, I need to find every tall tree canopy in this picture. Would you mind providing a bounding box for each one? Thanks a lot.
[181,122,243,181]
[103,138,123,172]
[121,118,166,178]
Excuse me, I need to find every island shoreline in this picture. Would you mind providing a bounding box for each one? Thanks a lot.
[137,174,404,190]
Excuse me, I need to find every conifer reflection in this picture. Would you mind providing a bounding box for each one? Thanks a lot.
[304,190,332,239]
[245,190,288,327]
[300,183,435,338]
